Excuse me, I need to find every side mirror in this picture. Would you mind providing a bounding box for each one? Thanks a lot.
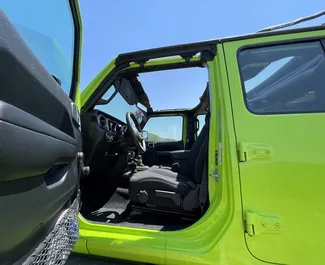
[142,130,149,141]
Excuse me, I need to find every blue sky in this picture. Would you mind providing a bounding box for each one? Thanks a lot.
[2,0,324,139]
[78,0,325,110]
[2,0,324,110]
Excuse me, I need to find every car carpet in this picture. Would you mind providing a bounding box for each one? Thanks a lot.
[88,187,195,231]
[89,187,130,223]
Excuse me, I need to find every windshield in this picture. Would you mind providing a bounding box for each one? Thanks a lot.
[1,0,75,95]
[96,88,140,123]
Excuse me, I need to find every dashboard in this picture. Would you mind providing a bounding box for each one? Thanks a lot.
[96,113,124,134]
[81,110,130,167]
[92,110,127,141]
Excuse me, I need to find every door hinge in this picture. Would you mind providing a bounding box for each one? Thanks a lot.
[209,170,220,182]
[245,211,282,236]
[238,142,274,162]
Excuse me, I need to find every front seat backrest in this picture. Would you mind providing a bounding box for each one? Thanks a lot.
[186,113,210,183]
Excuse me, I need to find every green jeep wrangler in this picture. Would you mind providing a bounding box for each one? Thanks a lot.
[1,1,325,264]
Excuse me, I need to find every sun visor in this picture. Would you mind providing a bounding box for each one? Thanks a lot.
[123,75,152,111]
[114,77,138,105]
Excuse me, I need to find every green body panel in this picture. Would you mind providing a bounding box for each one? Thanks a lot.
[223,29,325,265]
[81,58,116,107]
[76,47,264,265]
[76,21,325,263]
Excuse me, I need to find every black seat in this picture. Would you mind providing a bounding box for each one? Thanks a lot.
[129,114,209,214]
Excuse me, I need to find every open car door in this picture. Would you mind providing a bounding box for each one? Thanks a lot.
[0,1,83,264]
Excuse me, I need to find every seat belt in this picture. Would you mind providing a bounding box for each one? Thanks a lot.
[199,137,209,213]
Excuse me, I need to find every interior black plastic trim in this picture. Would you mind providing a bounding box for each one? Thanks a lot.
[0,119,77,182]
[115,41,217,66]
[0,100,77,145]
[0,9,81,264]
[155,151,172,157]
[0,176,44,196]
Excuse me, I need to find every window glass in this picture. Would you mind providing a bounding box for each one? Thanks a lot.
[96,88,139,123]
[238,41,325,114]
[196,114,206,136]
[1,0,75,95]
[144,116,183,142]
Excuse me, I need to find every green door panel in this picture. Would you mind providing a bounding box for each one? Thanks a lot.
[224,29,325,264]
[77,216,166,264]
[81,58,117,107]
[165,47,267,265]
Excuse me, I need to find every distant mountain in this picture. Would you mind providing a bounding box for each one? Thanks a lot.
[147,133,176,142]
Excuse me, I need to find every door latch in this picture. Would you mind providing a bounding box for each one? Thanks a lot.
[245,211,282,236]
[77,152,90,176]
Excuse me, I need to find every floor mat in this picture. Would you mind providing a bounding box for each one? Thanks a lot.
[89,188,130,224]
[83,188,195,231]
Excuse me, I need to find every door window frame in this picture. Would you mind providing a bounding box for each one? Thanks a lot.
[67,0,82,103]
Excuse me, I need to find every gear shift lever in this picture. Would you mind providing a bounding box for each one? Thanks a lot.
[137,154,144,167]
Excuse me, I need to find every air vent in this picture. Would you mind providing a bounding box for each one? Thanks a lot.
[98,115,107,128]
[115,124,122,133]
[111,123,117,134]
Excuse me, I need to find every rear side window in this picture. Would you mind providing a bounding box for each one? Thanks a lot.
[238,41,325,114]
[144,116,183,142]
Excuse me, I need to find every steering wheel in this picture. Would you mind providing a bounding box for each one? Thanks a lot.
[126,112,146,153]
